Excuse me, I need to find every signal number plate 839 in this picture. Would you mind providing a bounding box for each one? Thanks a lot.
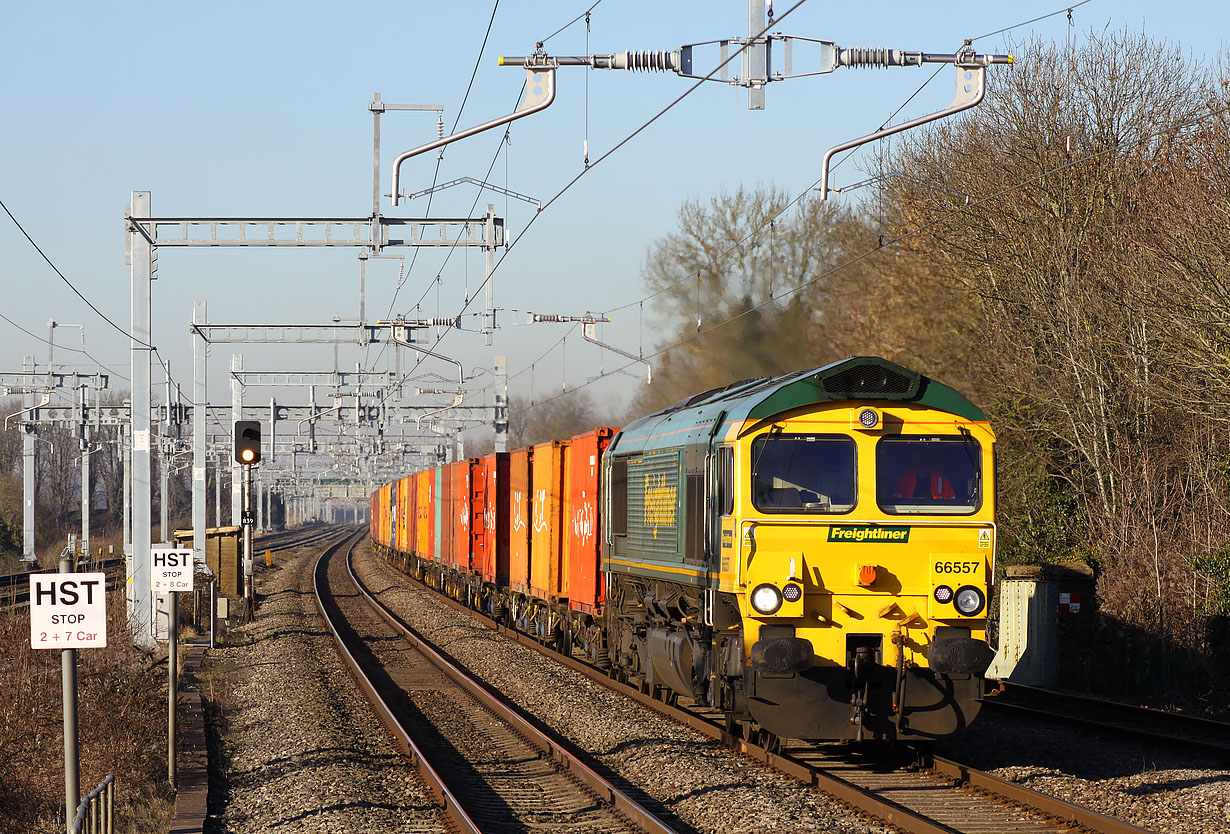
[933,560,981,576]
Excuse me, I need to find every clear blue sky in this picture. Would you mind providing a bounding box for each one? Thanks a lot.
[1,1,1224,416]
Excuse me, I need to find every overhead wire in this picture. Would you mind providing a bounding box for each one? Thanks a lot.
[379,0,503,331]
[519,87,1228,415]
[520,0,1102,345]
[382,0,814,406]
[539,0,605,46]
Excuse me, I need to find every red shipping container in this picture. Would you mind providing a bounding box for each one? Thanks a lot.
[480,453,510,585]
[530,440,569,602]
[567,428,615,614]
[452,461,472,572]
[509,447,533,594]
[468,458,487,576]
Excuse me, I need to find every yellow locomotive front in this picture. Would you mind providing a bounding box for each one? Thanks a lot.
[714,367,995,741]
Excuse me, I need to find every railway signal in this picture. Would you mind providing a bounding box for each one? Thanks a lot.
[234,420,261,464]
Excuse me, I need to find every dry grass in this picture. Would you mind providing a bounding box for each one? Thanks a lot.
[0,588,174,833]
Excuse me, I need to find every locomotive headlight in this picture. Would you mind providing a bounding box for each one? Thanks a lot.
[954,585,986,616]
[750,583,784,615]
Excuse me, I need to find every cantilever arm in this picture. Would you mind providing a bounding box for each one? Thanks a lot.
[819,63,986,201]
[583,322,651,384]
[391,65,557,206]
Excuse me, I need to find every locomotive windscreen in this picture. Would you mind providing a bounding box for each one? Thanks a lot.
[876,436,981,514]
[751,434,856,513]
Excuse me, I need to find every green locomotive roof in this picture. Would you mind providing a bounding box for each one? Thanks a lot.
[613,357,986,454]
[743,356,987,423]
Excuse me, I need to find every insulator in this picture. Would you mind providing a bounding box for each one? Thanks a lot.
[838,47,902,69]
[614,50,676,72]
[532,314,567,322]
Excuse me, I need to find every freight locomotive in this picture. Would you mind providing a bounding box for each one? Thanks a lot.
[370,356,996,742]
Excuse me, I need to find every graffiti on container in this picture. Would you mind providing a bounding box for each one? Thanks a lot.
[533,488,548,533]
[459,499,470,531]
[512,491,526,533]
[573,491,594,547]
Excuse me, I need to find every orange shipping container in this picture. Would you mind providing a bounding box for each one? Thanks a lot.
[398,475,412,553]
[509,447,533,594]
[417,470,433,558]
[530,440,570,602]
[567,428,615,614]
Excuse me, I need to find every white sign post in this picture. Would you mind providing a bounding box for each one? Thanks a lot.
[152,545,191,786]
[30,559,108,834]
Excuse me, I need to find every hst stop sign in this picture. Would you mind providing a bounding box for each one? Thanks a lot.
[29,573,107,649]
[152,547,193,592]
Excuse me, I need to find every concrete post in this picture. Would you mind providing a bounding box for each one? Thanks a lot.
[193,302,207,569]
[129,190,155,646]
[22,355,36,563]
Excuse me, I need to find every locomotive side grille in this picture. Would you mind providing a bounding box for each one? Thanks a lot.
[625,451,681,555]
[821,364,919,399]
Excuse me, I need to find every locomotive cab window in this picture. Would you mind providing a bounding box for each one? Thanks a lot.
[751,434,856,513]
[877,435,981,514]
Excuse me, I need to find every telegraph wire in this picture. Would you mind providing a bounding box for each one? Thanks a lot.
[382,0,503,322]
[0,195,154,351]
[0,299,133,384]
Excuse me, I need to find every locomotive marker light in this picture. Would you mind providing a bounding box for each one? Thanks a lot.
[954,585,986,617]
[855,407,881,430]
[750,582,784,615]
[934,584,954,604]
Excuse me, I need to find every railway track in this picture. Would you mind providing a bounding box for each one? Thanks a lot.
[981,681,1230,758]
[373,547,1157,834]
[315,533,682,834]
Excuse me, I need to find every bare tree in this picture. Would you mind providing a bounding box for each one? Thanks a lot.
[634,185,886,411]
[882,30,1226,691]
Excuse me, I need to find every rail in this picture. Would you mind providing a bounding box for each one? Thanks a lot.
[71,774,113,834]
[981,681,1230,757]
[373,545,1156,834]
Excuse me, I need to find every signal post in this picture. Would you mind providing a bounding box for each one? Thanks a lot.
[234,420,261,619]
